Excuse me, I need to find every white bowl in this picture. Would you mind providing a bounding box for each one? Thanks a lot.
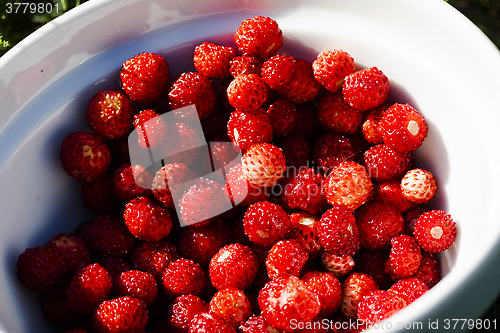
[1,0,500,332]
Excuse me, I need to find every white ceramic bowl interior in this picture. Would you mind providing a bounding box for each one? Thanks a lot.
[1,0,500,332]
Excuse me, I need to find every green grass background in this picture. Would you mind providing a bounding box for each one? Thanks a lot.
[0,0,499,331]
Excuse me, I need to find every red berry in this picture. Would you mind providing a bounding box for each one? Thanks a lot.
[164,121,204,166]
[385,234,422,279]
[234,16,283,60]
[340,272,378,319]
[168,71,216,121]
[115,270,158,305]
[388,277,429,305]
[98,256,131,283]
[363,144,414,181]
[86,90,135,140]
[93,296,148,333]
[66,263,113,315]
[403,206,429,235]
[288,212,323,259]
[209,137,240,170]
[257,276,321,332]
[132,108,168,149]
[302,271,342,317]
[342,67,390,111]
[225,164,270,207]
[120,52,170,104]
[316,92,364,135]
[230,55,263,77]
[17,246,66,292]
[123,196,173,241]
[312,49,355,93]
[151,162,194,210]
[353,249,393,290]
[380,103,428,153]
[46,233,92,275]
[415,251,441,288]
[162,294,208,333]
[81,174,119,214]
[413,209,456,253]
[227,110,273,151]
[266,99,298,137]
[189,312,236,333]
[357,289,406,325]
[76,215,135,258]
[400,168,437,204]
[242,201,292,247]
[317,207,360,256]
[129,239,179,280]
[278,59,321,104]
[284,167,328,215]
[261,54,297,90]
[227,74,269,112]
[280,134,312,167]
[241,143,287,188]
[372,180,418,213]
[323,161,372,211]
[355,201,405,250]
[361,105,387,144]
[113,163,152,202]
[209,243,260,291]
[238,314,279,333]
[321,252,355,278]
[162,258,205,298]
[209,287,252,328]
[312,132,355,171]
[265,239,309,279]
[60,131,112,183]
[194,41,236,79]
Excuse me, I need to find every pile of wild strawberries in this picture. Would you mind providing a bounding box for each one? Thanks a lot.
[16,15,457,333]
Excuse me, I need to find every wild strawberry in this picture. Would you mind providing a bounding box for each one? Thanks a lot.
[342,67,390,111]
[129,239,179,280]
[227,74,269,112]
[230,55,263,77]
[194,41,236,79]
[266,99,298,137]
[353,249,393,290]
[132,108,168,149]
[265,239,309,279]
[60,131,112,183]
[280,134,312,167]
[151,163,194,209]
[98,256,131,283]
[17,246,66,292]
[385,234,422,279]
[388,277,429,305]
[355,201,405,250]
[209,287,252,328]
[209,243,260,290]
[380,103,428,153]
[120,52,170,104]
[42,285,79,327]
[227,110,273,152]
[81,174,119,214]
[189,312,236,333]
[261,54,297,90]
[238,314,280,333]
[225,164,270,207]
[323,161,372,211]
[123,196,173,241]
[303,271,342,317]
[177,219,233,267]
[312,132,355,171]
[113,163,152,201]
[278,59,321,104]
[288,212,323,259]
[361,105,387,144]
[284,167,328,215]
[357,289,406,325]
[66,263,113,315]
[341,272,378,319]
[400,168,437,204]
[413,209,456,253]
[162,258,205,298]
[363,144,414,181]
[415,251,441,288]
[317,207,360,256]
[115,270,158,305]
[316,92,364,135]
[403,206,429,235]
[86,89,135,140]
[257,276,321,332]
[163,121,204,166]
[168,71,216,121]
[241,143,286,188]
[242,201,292,247]
[372,180,418,213]
[234,16,283,61]
[93,296,148,333]
[209,137,240,170]
[76,215,135,258]
[179,177,230,227]
[160,294,208,333]
[312,49,355,93]
[321,252,355,278]
[46,233,92,275]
